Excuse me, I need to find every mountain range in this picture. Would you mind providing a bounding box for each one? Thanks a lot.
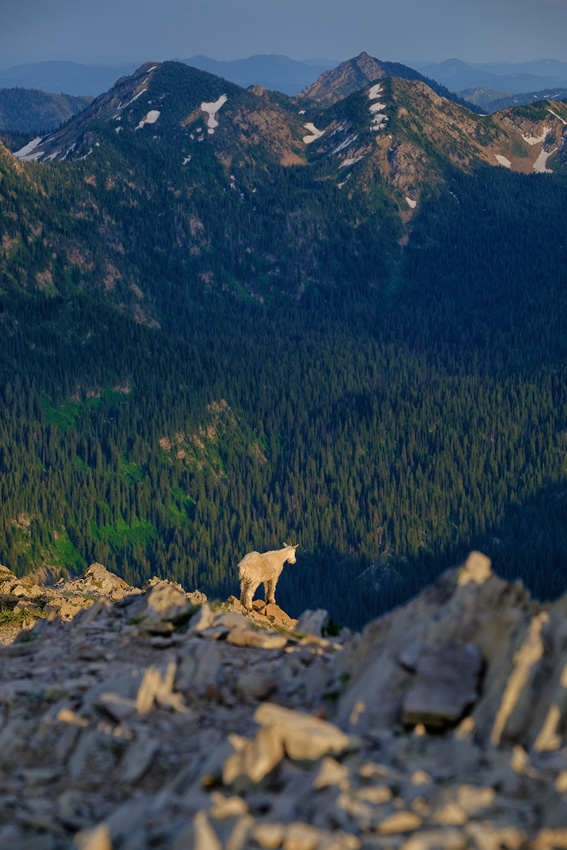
[416,57,567,95]
[0,60,140,97]
[182,54,336,95]
[0,56,337,99]
[1,54,567,626]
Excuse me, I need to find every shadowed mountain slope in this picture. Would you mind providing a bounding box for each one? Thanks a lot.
[0,88,92,133]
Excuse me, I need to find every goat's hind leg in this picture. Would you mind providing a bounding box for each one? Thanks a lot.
[240,579,253,611]
[242,579,260,611]
[265,579,276,605]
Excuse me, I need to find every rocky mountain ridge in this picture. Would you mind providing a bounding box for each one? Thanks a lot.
[298,52,478,111]
[1,553,567,848]
[2,59,565,315]
[10,60,567,219]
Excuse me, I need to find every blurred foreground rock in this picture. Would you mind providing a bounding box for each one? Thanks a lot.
[0,552,566,849]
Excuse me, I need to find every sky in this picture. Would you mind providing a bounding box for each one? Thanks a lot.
[2,0,567,69]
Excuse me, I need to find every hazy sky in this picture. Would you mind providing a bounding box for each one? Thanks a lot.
[2,0,567,68]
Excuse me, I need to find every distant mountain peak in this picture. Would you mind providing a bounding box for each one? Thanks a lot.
[298,52,479,111]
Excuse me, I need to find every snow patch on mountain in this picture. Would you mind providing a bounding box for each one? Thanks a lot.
[14,137,43,160]
[136,110,161,130]
[367,83,388,131]
[495,155,512,168]
[368,83,384,100]
[533,147,556,173]
[121,88,148,110]
[303,123,324,144]
[339,155,365,168]
[200,95,228,134]
[332,134,358,155]
[522,127,550,145]
[547,107,567,126]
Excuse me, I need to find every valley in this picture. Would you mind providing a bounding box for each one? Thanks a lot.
[1,57,567,628]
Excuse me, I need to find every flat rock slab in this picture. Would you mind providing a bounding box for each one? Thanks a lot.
[227,628,288,650]
[254,702,355,760]
[402,643,482,729]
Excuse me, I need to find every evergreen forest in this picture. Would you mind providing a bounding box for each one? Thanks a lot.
[2,63,567,627]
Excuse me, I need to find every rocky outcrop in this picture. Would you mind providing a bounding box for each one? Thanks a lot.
[0,553,567,849]
[0,562,141,645]
[300,52,389,104]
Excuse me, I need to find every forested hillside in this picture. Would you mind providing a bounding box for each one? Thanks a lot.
[1,61,567,626]
[0,87,92,133]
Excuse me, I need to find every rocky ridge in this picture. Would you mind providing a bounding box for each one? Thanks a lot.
[297,52,475,110]
[0,553,567,848]
[305,78,567,212]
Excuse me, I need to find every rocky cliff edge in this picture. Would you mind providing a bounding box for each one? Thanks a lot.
[0,553,566,849]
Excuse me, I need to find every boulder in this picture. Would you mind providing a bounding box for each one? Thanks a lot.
[294,609,330,637]
[254,703,356,760]
[76,563,130,598]
[401,643,483,729]
[336,552,546,746]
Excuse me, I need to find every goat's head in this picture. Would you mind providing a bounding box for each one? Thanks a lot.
[283,542,298,564]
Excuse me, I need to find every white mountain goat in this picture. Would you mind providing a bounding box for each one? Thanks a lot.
[238,543,298,611]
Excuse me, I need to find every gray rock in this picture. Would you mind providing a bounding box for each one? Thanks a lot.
[98,692,137,722]
[213,611,249,630]
[295,609,330,637]
[105,797,154,844]
[144,580,194,620]
[402,643,483,728]
[236,667,278,701]
[177,639,222,695]
[190,602,215,632]
[119,733,159,783]
[0,827,56,850]
[84,669,144,714]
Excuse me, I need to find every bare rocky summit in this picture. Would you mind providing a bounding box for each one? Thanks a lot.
[0,553,566,849]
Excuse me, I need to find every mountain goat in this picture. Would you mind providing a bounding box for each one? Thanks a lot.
[238,543,298,611]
